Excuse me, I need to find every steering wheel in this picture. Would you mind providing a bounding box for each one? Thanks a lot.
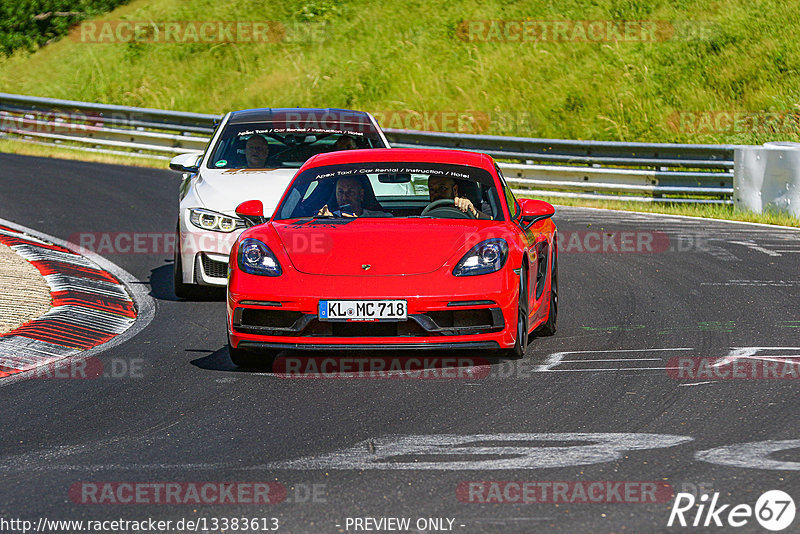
[420,199,476,219]
[265,145,292,162]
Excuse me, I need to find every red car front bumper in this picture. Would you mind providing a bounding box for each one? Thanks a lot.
[227,263,520,351]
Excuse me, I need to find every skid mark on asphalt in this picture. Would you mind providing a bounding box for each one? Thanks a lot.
[580,321,738,335]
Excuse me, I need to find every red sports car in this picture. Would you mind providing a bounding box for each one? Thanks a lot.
[226,148,557,369]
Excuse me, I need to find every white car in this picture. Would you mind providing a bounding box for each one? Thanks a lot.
[169,108,390,298]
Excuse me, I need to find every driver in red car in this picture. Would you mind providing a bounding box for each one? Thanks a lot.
[317,176,392,218]
[428,175,492,219]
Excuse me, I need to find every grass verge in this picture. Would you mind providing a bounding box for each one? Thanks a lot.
[1,0,800,145]
[0,138,168,169]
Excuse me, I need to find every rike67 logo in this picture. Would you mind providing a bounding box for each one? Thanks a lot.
[668,490,796,531]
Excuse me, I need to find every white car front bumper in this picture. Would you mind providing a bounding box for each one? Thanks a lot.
[178,211,244,287]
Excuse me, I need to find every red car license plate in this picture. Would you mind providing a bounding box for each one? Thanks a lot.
[318,300,407,321]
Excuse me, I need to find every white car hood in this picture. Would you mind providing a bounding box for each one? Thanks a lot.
[194,168,298,216]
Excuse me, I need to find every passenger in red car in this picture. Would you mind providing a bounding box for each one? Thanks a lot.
[428,176,491,219]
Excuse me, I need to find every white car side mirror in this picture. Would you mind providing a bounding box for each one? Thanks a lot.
[169,152,203,173]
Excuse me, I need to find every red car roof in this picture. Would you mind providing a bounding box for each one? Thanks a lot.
[303,148,495,170]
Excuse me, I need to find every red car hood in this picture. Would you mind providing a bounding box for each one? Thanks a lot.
[271,219,483,276]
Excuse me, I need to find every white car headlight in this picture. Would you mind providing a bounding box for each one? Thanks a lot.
[188,208,244,233]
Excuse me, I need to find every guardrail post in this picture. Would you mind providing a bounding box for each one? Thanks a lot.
[734,143,800,217]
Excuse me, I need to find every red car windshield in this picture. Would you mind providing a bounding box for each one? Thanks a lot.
[274,162,505,220]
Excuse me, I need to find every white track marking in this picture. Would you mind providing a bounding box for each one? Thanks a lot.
[703,247,741,262]
[721,241,782,256]
[712,347,800,368]
[537,347,800,374]
[536,348,692,372]
[0,337,79,370]
[697,439,800,470]
[11,244,95,267]
[536,351,571,372]
[264,433,693,470]
[0,227,52,245]
[43,273,131,298]
[711,347,762,368]
[37,305,135,334]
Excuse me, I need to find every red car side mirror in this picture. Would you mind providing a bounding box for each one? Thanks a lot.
[518,199,555,230]
[235,200,265,227]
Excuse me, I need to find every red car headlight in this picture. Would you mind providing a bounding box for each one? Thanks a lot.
[238,238,282,276]
[453,239,509,276]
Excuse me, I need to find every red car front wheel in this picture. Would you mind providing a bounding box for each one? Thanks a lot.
[505,266,529,359]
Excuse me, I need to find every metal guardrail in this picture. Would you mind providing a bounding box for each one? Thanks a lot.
[0,92,217,158]
[385,129,737,204]
[0,93,737,203]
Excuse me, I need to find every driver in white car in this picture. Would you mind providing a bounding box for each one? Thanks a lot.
[428,175,491,219]
[245,135,270,168]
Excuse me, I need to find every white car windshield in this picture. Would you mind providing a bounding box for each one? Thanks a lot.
[208,121,385,170]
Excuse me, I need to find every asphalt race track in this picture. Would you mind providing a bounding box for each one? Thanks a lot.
[1,152,799,533]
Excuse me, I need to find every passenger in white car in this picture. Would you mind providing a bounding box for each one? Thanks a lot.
[332,135,358,151]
